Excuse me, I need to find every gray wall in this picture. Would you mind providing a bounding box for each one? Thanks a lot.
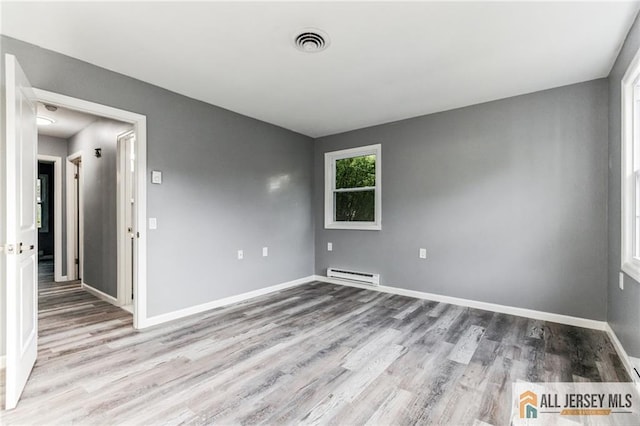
[608,13,640,358]
[314,80,609,321]
[38,134,68,276]
[68,119,132,297]
[0,35,315,330]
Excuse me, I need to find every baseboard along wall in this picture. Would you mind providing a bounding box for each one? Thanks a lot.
[311,276,607,330]
[605,323,640,387]
[81,282,119,306]
[139,275,314,328]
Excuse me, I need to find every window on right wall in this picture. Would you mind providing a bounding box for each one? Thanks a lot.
[324,144,381,230]
[621,47,640,282]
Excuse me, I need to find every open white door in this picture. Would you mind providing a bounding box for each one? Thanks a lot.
[4,54,38,409]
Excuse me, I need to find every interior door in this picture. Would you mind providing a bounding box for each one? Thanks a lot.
[4,54,38,410]
[125,132,135,303]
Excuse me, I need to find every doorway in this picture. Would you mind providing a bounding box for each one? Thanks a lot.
[34,88,148,328]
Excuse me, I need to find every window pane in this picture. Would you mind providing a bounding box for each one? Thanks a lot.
[335,155,376,189]
[335,190,375,222]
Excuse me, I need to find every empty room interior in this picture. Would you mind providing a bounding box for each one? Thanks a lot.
[2,1,640,425]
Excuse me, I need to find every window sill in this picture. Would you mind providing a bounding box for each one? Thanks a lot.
[621,261,640,284]
[325,222,381,231]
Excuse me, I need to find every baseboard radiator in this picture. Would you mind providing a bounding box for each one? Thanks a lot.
[327,268,380,286]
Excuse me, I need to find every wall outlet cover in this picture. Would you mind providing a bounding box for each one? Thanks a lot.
[151,170,162,184]
[237,250,244,260]
[263,247,268,257]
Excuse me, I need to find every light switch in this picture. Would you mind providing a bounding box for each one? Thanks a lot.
[238,250,244,260]
[263,247,268,257]
[419,248,427,259]
[327,242,333,252]
[149,218,157,229]
[620,272,625,290]
[151,170,162,184]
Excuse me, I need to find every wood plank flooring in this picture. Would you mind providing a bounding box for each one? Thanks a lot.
[0,278,631,425]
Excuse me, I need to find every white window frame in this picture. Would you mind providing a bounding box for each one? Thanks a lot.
[324,144,381,230]
[621,46,640,283]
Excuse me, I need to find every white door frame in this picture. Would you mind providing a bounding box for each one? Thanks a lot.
[37,155,65,282]
[116,130,135,307]
[66,152,83,282]
[34,88,148,329]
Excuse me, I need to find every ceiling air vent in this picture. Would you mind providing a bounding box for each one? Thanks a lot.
[294,28,330,53]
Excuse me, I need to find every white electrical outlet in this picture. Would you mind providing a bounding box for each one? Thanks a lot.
[419,248,427,259]
[263,247,268,257]
[149,218,157,229]
[237,250,244,260]
[327,242,333,252]
[620,272,625,290]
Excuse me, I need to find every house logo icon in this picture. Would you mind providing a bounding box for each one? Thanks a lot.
[519,390,538,419]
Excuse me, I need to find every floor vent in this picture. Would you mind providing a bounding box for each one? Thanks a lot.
[327,268,380,286]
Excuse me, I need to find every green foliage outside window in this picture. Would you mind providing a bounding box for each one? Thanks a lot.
[335,155,376,221]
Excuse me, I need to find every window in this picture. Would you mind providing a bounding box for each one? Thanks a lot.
[324,144,381,230]
[621,47,640,282]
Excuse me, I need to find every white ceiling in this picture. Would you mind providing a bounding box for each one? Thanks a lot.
[37,103,98,139]
[3,2,640,138]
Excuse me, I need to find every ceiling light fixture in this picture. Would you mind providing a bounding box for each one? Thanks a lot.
[37,116,55,126]
[294,28,330,53]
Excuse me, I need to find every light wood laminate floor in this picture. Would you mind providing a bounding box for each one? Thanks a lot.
[0,279,631,425]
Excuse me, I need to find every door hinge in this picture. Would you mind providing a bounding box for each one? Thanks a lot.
[75,173,79,179]
[75,258,79,265]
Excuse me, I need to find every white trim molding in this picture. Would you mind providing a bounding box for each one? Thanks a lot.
[139,276,313,328]
[34,88,148,330]
[620,45,640,283]
[81,282,118,306]
[66,151,83,282]
[37,154,63,282]
[0,355,5,369]
[116,130,135,308]
[324,143,382,230]
[312,275,607,331]
[605,324,640,389]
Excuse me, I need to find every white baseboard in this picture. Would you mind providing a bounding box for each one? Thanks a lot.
[140,275,313,328]
[0,355,5,369]
[605,323,640,385]
[82,282,119,307]
[311,275,607,331]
